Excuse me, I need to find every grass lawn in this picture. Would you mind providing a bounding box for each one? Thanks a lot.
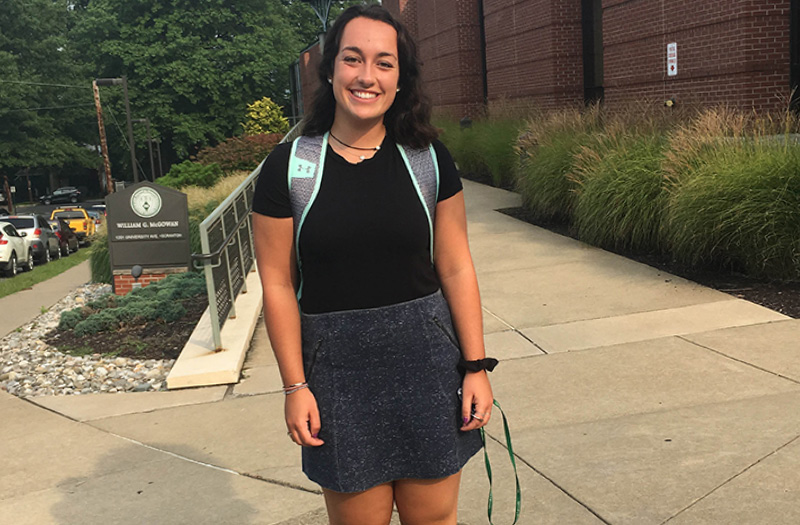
[0,248,92,300]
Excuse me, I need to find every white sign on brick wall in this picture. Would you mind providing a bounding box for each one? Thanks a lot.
[667,42,678,77]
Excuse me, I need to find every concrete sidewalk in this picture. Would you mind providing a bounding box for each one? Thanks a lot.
[0,260,91,338]
[3,180,799,524]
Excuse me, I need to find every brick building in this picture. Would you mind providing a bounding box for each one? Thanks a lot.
[294,1,799,119]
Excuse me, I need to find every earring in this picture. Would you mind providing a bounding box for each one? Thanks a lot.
[396,88,401,93]
[328,78,332,84]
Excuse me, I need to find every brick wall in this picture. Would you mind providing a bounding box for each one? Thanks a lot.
[299,43,322,118]
[389,0,486,118]
[483,0,584,112]
[113,268,188,296]
[341,1,793,115]
[603,0,792,112]
[384,0,418,40]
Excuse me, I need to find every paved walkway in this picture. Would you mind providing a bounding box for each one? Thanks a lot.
[2,180,799,524]
[0,260,92,338]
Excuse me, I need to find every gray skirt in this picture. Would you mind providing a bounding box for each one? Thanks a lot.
[300,290,483,493]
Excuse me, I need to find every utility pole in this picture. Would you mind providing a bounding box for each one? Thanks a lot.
[95,77,138,183]
[3,176,14,214]
[153,139,164,179]
[133,118,156,181]
[26,168,32,203]
[92,80,115,194]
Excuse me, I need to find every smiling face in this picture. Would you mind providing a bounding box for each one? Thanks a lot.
[331,17,400,131]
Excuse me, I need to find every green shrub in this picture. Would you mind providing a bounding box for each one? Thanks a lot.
[572,132,668,252]
[437,119,522,187]
[58,308,87,330]
[482,119,524,187]
[74,309,118,337]
[195,133,282,173]
[154,301,187,322]
[64,272,206,337]
[157,161,223,190]
[515,108,602,222]
[438,124,485,178]
[666,140,800,278]
[241,97,290,135]
[88,294,118,310]
[516,130,586,221]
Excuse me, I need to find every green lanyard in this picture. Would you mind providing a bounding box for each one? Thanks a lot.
[479,399,521,525]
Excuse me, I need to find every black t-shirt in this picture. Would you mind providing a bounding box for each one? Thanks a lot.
[252,136,462,314]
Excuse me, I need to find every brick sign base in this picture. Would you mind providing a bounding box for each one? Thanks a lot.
[113,267,189,295]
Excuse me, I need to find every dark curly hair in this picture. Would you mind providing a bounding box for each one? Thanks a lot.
[302,5,438,149]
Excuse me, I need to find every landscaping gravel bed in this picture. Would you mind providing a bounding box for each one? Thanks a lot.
[0,283,173,398]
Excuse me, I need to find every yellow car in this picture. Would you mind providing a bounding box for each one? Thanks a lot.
[50,207,96,244]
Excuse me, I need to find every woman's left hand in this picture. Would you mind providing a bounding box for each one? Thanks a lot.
[460,370,493,431]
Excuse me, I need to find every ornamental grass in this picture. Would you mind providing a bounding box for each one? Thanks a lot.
[437,117,524,188]
[441,103,800,281]
[515,106,601,222]
[571,128,668,253]
[663,108,800,279]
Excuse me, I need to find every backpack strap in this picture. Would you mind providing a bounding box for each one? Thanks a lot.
[397,143,440,263]
[288,132,329,301]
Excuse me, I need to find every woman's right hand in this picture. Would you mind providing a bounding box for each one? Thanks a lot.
[285,388,325,447]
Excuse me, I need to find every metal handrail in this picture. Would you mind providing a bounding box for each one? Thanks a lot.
[190,164,264,269]
[190,122,302,349]
[190,121,303,267]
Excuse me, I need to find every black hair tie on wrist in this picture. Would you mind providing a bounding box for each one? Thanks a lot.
[458,357,499,373]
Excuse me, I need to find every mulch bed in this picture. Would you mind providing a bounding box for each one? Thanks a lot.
[45,296,209,360]
[498,206,800,319]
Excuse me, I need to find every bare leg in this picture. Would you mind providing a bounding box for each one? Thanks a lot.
[323,482,395,525]
[394,472,462,525]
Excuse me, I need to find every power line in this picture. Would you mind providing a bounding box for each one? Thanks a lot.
[0,80,91,89]
[106,105,150,181]
[4,103,96,112]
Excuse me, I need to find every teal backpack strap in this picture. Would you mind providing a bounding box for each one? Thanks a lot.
[288,132,329,301]
[397,143,440,263]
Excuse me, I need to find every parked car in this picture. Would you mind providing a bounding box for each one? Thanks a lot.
[86,210,103,232]
[50,207,95,244]
[88,204,106,217]
[39,186,81,205]
[0,221,34,276]
[2,214,60,263]
[49,218,79,256]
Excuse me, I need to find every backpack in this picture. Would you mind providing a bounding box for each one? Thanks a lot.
[287,132,440,300]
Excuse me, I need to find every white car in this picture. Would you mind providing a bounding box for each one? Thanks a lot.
[2,214,60,264]
[0,221,34,277]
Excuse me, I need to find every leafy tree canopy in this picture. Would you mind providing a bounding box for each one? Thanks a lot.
[69,0,302,162]
[0,0,98,175]
[1,0,372,186]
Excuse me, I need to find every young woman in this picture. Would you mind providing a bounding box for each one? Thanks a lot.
[252,5,494,524]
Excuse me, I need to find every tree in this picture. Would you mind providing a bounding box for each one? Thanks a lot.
[69,0,302,168]
[283,1,369,48]
[0,0,98,184]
